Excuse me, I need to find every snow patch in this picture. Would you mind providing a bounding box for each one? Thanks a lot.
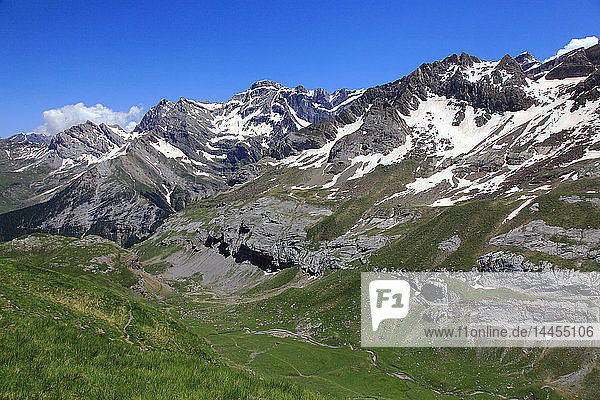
[281,114,366,171]
[503,196,536,223]
[406,166,470,194]
[347,135,413,180]
[151,138,187,159]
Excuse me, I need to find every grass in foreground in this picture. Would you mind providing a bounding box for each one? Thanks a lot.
[0,236,324,400]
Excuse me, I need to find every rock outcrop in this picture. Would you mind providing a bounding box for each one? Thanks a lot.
[490,220,600,263]
[146,196,403,278]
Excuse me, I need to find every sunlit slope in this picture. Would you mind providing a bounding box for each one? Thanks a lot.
[0,235,324,400]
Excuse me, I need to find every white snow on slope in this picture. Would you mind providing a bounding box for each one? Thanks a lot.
[50,158,75,174]
[523,76,587,103]
[150,137,187,159]
[107,125,142,141]
[406,166,469,193]
[326,89,366,113]
[403,96,503,159]
[579,150,600,162]
[285,98,312,129]
[162,184,174,206]
[503,196,536,223]
[87,143,130,165]
[214,106,273,140]
[194,85,365,142]
[404,84,599,166]
[281,114,366,170]
[10,149,50,172]
[277,72,599,197]
[347,135,413,180]
[462,61,497,83]
[192,100,224,111]
[201,150,226,161]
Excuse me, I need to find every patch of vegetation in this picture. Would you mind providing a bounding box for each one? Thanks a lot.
[370,199,510,271]
[188,320,474,400]
[0,234,139,288]
[243,265,301,296]
[374,346,595,400]
[143,260,173,275]
[136,240,181,264]
[213,264,595,400]
[306,160,419,242]
[168,272,205,293]
[232,268,363,345]
[0,236,325,400]
[501,194,600,236]
[307,196,372,242]
[179,196,226,225]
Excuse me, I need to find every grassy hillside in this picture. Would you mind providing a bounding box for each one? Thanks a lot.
[0,235,324,400]
[224,264,598,400]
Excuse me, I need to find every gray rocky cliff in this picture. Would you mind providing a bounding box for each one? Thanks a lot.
[48,121,127,160]
[522,44,600,80]
[270,52,537,160]
[146,196,403,278]
[326,105,409,173]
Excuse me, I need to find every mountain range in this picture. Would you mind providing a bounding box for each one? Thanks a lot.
[1,42,598,251]
[0,82,363,245]
[2,39,600,399]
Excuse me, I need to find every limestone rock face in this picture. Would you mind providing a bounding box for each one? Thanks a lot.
[477,251,554,271]
[571,70,600,109]
[199,197,392,274]
[48,121,127,160]
[489,220,600,262]
[515,52,541,75]
[545,49,597,80]
[522,44,599,80]
[326,105,409,173]
[144,196,404,277]
[438,235,461,253]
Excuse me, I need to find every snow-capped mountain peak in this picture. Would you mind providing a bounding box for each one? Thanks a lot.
[1,45,598,249]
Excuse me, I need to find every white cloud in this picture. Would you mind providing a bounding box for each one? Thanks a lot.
[32,102,143,135]
[125,121,138,132]
[546,36,599,62]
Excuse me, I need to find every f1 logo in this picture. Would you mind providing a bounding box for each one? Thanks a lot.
[369,279,411,331]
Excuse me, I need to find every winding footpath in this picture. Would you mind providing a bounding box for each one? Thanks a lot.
[243,326,519,400]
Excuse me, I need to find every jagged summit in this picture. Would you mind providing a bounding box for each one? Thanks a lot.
[514,43,600,80]
[514,52,540,72]
[249,79,284,90]
[8,132,52,146]
[270,49,599,213]
[46,120,132,162]
[493,54,528,86]
[441,52,481,66]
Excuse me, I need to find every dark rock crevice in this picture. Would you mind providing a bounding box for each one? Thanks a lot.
[202,233,293,272]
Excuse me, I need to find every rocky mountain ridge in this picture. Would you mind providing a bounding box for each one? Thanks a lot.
[1,42,599,261]
[270,46,600,207]
[0,81,362,245]
[136,44,600,280]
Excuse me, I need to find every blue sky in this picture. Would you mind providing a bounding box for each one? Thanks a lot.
[1,0,599,137]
